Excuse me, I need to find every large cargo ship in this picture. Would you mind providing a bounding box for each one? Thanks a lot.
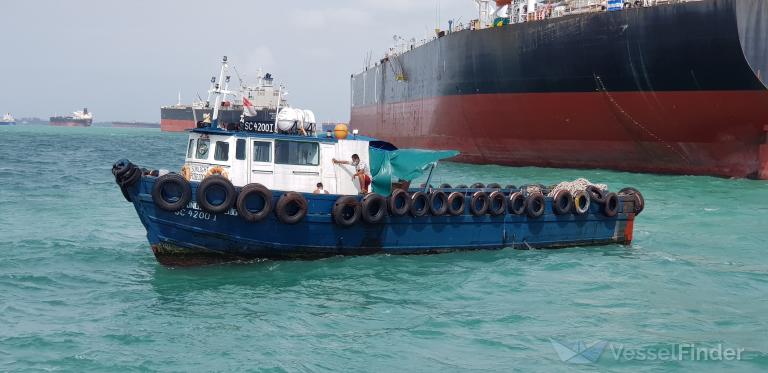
[350,0,768,179]
[50,108,93,127]
[161,57,287,132]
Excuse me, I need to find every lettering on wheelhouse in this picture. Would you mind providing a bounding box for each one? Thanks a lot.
[242,122,276,134]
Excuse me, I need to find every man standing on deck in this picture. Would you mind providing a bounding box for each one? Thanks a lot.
[333,154,371,194]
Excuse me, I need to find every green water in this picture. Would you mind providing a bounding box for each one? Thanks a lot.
[1,125,767,372]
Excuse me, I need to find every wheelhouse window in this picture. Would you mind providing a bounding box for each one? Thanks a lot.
[235,139,246,160]
[195,139,210,160]
[214,141,229,161]
[252,141,272,163]
[275,140,319,166]
[187,139,195,158]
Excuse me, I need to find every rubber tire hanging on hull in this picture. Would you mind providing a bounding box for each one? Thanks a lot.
[410,192,429,217]
[447,192,465,216]
[603,192,619,217]
[429,191,449,216]
[334,196,361,227]
[552,190,574,215]
[619,187,645,214]
[276,192,308,225]
[152,174,192,212]
[388,189,410,216]
[361,194,387,224]
[470,191,490,216]
[572,190,591,215]
[236,183,273,222]
[488,191,507,216]
[196,175,237,214]
[526,193,545,218]
[508,192,525,215]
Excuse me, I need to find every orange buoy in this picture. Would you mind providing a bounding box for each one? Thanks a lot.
[334,123,349,139]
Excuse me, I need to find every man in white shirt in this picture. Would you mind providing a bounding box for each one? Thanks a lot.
[332,154,372,194]
[313,182,329,194]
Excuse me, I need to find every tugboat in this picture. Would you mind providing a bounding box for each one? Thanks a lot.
[1,113,15,125]
[113,79,645,266]
[50,108,93,127]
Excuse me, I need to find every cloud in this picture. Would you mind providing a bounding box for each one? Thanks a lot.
[294,8,373,30]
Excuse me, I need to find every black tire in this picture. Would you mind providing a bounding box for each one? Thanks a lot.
[196,175,237,214]
[505,185,517,192]
[388,189,410,216]
[439,183,452,189]
[410,192,429,217]
[488,191,507,216]
[111,159,133,178]
[429,191,449,216]
[508,192,525,215]
[619,187,645,215]
[603,192,619,217]
[470,182,485,189]
[236,183,273,222]
[152,174,192,212]
[470,191,490,216]
[455,184,468,189]
[525,193,545,218]
[361,193,387,224]
[586,185,607,204]
[334,196,361,227]
[552,190,574,215]
[486,183,502,190]
[276,192,308,224]
[119,166,142,188]
[573,190,591,215]
[447,192,465,216]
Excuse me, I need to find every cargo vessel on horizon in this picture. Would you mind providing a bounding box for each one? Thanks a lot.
[50,108,93,127]
[1,113,15,126]
[350,0,768,179]
[161,57,287,132]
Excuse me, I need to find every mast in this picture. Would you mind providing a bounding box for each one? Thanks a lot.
[210,56,234,125]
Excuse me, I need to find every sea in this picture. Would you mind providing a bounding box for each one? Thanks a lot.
[1,125,767,372]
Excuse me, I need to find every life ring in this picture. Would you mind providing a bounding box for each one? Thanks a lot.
[470,191,490,216]
[205,166,229,180]
[508,192,526,215]
[470,182,485,189]
[410,192,429,217]
[236,183,272,222]
[196,175,236,214]
[586,185,607,204]
[525,193,545,218]
[573,190,591,215]
[276,192,308,224]
[603,192,619,217]
[429,191,449,216]
[181,165,192,181]
[388,189,410,216]
[152,173,192,212]
[488,191,507,216]
[619,187,644,215]
[334,196,361,227]
[447,192,465,216]
[361,193,387,224]
[552,190,574,215]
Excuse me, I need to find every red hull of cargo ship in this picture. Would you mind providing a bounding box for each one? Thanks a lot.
[351,91,768,179]
[160,119,195,132]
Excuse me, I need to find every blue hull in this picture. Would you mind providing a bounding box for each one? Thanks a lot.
[125,177,636,266]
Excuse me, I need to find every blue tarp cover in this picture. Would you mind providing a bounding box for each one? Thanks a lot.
[370,148,459,195]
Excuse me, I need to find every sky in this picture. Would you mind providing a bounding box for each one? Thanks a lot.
[0,0,473,122]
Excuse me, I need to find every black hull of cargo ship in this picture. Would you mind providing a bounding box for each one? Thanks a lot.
[161,107,276,132]
[350,0,768,179]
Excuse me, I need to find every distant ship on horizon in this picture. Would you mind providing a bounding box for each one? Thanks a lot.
[1,113,16,125]
[50,108,93,127]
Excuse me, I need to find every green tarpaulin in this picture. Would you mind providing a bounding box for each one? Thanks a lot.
[370,148,459,195]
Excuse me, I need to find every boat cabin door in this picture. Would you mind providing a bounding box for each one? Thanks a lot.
[273,139,321,192]
[248,138,275,188]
